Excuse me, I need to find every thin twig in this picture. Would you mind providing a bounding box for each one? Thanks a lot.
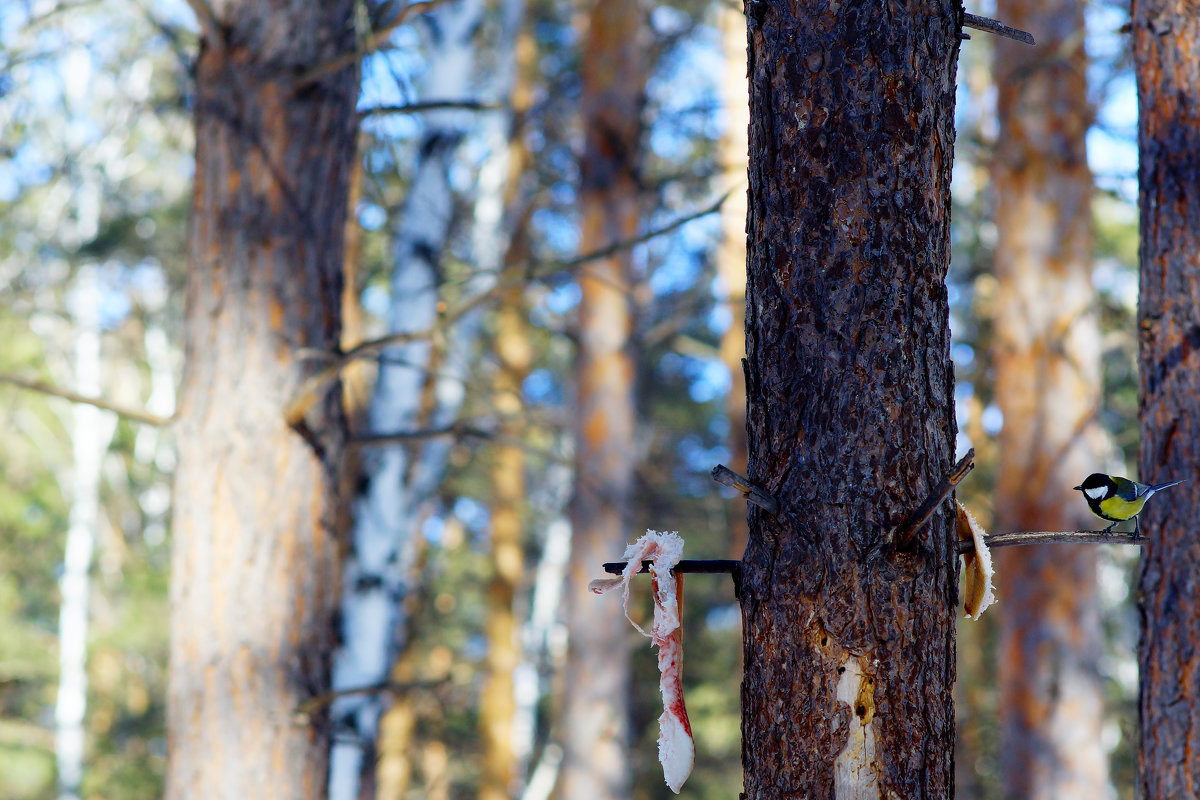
[360,100,502,118]
[711,464,779,514]
[184,0,222,44]
[958,530,1145,554]
[0,374,173,427]
[351,423,492,447]
[602,559,740,576]
[551,192,728,275]
[892,448,975,551]
[296,0,447,87]
[285,195,727,423]
[963,12,1036,45]
[294,677,448,721]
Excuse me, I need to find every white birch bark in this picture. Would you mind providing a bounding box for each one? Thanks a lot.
[55,265,117,800]
[328,3,485,797]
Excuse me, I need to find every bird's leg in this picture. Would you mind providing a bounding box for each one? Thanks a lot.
[1102,520,1117,538]
[1133,515,1141,540]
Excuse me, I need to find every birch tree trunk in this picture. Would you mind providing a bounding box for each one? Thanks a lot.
[560,1,647,797]
[329,4,483,798]
[55,265,117,800]
[167,4,359,797]
[1134,5,1200,797]
[989,2,1110,797]
[740,2,960,796]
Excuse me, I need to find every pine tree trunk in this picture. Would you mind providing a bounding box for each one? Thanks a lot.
[481,294,531,800]
[989,2,1110,797]
[167,5,358,798]
[1134,5,1200,798]
[560,1,647,797]
[478,7,532,792]
[740,3,960,796]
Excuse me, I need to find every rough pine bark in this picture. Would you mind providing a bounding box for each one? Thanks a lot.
[167,4,358,799]
[1135,4,1200,798]
[560,1,646,798]
[990,2,1110,797]
[740,2,960,797]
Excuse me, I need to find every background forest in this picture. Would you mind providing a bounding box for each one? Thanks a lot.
[0,0,1152,798]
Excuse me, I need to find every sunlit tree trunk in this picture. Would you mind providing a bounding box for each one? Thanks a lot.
[167,3,358,798]
[481,294,530,800]
[740,2,960,796]
[718,2,750,560]
[560,1,647,797]
[1134,5,1200,798]
[478,3,531,796]
[330,4,483,798]
[989,2,1110,797]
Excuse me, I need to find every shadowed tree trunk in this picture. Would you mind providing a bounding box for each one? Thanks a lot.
[560,1,647,798]
[739,2,960,796]
[167,4,358,799]
[990,2,1110,797]
[1135,5,1200,798]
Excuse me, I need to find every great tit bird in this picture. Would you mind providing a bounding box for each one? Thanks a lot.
[1073,473,1184,536]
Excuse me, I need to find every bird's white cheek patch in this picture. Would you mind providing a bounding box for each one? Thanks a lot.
[1085,487,1106,499]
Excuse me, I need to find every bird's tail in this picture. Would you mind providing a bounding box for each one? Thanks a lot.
[1150,479,1185,493]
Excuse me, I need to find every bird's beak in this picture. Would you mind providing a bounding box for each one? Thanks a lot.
[1072,485,1082,491]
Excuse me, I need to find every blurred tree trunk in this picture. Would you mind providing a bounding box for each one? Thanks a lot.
[560,1,647,798]
[990,2,1110,798]
[718,2,750,560]
[56,266,117,800]
[481,295,530,800]
[739,2,960,797]
[1135,5,1200,798]
[478,3,532,797]
[330,4,483,798]
[167,3,358,798]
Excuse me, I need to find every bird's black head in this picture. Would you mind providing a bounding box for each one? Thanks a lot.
[1074,473,1116,495]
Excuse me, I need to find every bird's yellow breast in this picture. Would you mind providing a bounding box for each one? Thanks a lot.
[1098,494,1148,521]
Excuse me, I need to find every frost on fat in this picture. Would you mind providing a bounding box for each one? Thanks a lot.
[957,501,996,620]
[589,530,694,793]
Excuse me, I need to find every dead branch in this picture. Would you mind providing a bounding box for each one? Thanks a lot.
[892,448,975,551]
[360,100,502,118]
[184,0,223,44]
[285,194,727,424]
[293,677,448,722]
[957,530,1146,554]
[962,12,1036,45]
[711,464,779,514]
[0,374,173,427]
[351,423,491,447]
[296,0,448,88]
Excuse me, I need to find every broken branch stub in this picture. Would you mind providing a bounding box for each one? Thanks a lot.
[711,464,779,513]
